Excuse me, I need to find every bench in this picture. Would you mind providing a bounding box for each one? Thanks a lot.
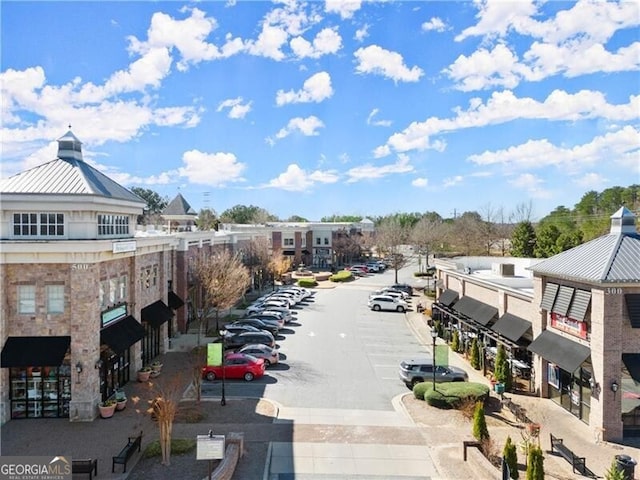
[112,431,142,473]
[549,433,595,477]
[72,459,97,479]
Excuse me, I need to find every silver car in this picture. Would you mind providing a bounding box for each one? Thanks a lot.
[236,344,279,367]
[399,358,469,388]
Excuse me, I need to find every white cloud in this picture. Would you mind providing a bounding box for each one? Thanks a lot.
[290,27,342,59]
[276,72,333,106]
[178,149,246,185]
[217,97,252,119]
[246,24,289,61]
[354,45,424,83]
[265,163,338,191]
[346,154,414,183]
[377,90,640,156]
[367,108,392,127]
[573,172,608,189]
[442,175,463,188]
[422,17,446,32]
[354,24,369,42]
[325,0,362,20]
[455,0,539,42]
[508,173,551,199]
[274,116,325,140]
[412,177,428,187]
[468,126,640,172]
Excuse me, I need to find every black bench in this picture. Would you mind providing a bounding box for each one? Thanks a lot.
[550,433,595,477]
[112,431,142,473]
[72,459,97,479]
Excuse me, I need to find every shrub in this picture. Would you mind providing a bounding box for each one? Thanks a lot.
[526,445,544,480]
[495,344,513,391]
[329,271,353,282]
[413,271,434,277]
[297,278,317,288]
[143,438,196,458]
[472,401,490,441]
[451,330,460,352]
[604,458,625,480]
[503,436,519,479]
[470,338,480,370]
[420,382,490,408]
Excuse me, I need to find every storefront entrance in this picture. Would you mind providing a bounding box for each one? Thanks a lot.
[548,363,592,424]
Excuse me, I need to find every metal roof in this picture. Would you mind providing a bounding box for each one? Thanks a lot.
[162,193,197,216]
[529,230,640,283]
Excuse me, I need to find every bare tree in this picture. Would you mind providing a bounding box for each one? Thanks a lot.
[240,237,271,291]
[510,201,534,223]
[332,228,363,266]
[268,252,293,286]
[190,249,250,339]
[449,212,484,256]
[410,217,445,271]
[375,217,411,283]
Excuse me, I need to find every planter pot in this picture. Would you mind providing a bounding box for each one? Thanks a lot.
[99,404,116,418]
[150,370,161,378]
[526,423,541,436]
[151,364,162,373]
[137,370,151,382]
[116,399,127,411]
[494,383,505,394]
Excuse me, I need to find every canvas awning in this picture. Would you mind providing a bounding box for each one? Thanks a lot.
[623,354,640,383]
[452,296,498,326]
[100,316,145,352]
[168,291,185,309]
[1,336,71,368]
[626,294,640,328]
[141,300,173,328]
[528,330,590,372]
[490,313,532,343]
[437,289,459,308]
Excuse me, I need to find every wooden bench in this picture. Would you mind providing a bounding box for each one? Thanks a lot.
[72,459,97,479]
[550,433,595,477]
[112,431,142,473]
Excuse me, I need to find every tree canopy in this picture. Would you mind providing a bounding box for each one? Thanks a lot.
[219,204,279,224]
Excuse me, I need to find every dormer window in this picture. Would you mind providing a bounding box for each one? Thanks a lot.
[13,213,64,237]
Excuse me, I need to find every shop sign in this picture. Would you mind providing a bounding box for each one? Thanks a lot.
[196,434,225,460]
[112,241,136,253]
[101,305,127,328]
[551,313,588,339]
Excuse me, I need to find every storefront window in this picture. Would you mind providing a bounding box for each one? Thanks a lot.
[9,361,71,419]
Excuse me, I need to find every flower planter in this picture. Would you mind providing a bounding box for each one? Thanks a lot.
[116,399,127,411]
[526,423,541,436]
[151,363,162,374]
[137,369,151,382]
[494,383,505,394]
[99,403,116,418]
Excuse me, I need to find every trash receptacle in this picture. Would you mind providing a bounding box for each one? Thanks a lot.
[615,454,637,480]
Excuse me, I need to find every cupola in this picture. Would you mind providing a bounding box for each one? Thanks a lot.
[57,128,84,162]
[610,206,636,235]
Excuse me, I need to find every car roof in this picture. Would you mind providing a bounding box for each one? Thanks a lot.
[401,358,433,365]
[239,343,271,351]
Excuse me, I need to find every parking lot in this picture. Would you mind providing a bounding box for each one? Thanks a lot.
[202,266,434,411]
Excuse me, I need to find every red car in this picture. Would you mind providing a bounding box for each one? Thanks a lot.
[201,353,265,382]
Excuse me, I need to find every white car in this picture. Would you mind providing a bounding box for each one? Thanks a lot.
[370,289,410,302]
[378,287,411,300]
[367,295,409,312]
[246,299,290,314]
[282,286,313,299]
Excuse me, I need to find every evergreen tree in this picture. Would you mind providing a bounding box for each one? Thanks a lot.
[495,344,513,391]
[503,436,519,479]
[526,445,544,480]
[604,458,625,480]
[470,337,480,370]
[472,401,490,441]
[451,329,460,353]
[510,221,536,257]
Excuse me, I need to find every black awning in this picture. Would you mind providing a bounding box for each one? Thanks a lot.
[626,294,640,328]
[491,313,532,343]
[540,283,559,311]
[552,285,574,316]
[141,300,173,328]
[437,289,459,308]
[168,291,185,309]
[568,289,591,321]
[1,336,70,368]
[623,354,640,383]
[622,353,640,383]
[528,330,590,373]
[100,316,145,352]
[282,250,295,256]
[453,296,497,326]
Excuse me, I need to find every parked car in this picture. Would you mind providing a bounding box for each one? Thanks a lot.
[366,262,383,272]
[346,266,367,276]
[367,295,409,312]
[372,288,411,301]
[398,358,469,388]
[245,304,292,318]
[229,318,279,336]
[224,324,264,336]
[248,309,293,324]
[202,353,265,381]
[236,344,279,367]
[247,313,285,329]
[391,283,414,296]
[350,264,370,273]
[279,286,313,299]
[246,298,291,314]
[218,331,276,349]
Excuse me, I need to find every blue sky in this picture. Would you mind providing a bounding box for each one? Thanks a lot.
[1,0,639,221]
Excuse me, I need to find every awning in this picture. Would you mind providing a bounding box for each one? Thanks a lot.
[141,300,173,328]
[626,294,640,328]
[437,289,459,308]
[168,291,185,309]
[100,316,145,352]
[282,250,295,256]
[552,286,574,316]
[491,313,532,343]
[623,354,640,383]
[452,296,497,326]
[1,336,71,368]
[540,283,559,311]
[528,330,590,372]
[568,289,591,321]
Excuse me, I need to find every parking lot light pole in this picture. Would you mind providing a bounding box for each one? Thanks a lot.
[431,326,438,390]
[219,329,228,406]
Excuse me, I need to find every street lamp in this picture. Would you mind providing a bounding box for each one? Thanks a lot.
[219,329,228,406]
[431,326,438,390]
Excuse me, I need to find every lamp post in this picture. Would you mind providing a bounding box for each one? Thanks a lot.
[431,326,438,390]
[219,329,227,406]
